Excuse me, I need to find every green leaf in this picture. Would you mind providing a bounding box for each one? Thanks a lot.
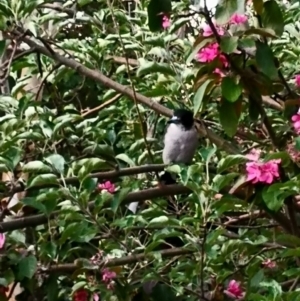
[220,36,238,54]
[147,0,171,32]
[250,269,265,288]
[244,27,276,38]
[212,173,239,192]
[218,100,239,137]
[262,0,284,37]
[0,269,14,287]
[23,197,46,213]
[23,161,52,173]
[262,184,295,212]
[136,60,176,77]
[193,79,213,115]
[111,188,131,213]
[9,230,26,245]
[59,223,86,244]
[44,197,58,215]
[166,164,181,174]
[72,281,86,294]
[221,77,242,102]
[217,155,247,173]
[27,174,59,189]
[282,248,300,258]
[149,216,169,225]
[264,151,291,167]
[77,158,108,181]
[116,153,136,167]
[255,41,278,80]
[45,154,65,174]
[215,0,238,25]
[18,255,37,279]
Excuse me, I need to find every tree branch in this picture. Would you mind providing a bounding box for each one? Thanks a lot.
[43,247,195,274]
[5,164,166,194]
[0,184,190,232]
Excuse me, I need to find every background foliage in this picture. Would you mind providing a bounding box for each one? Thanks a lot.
[0,0,299,300]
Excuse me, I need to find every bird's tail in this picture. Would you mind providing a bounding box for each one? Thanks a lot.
[158,171,177,186]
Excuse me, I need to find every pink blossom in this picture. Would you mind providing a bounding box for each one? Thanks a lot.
[230,13,248,25]
[224,280,245,300]
[291,113,300,134]
[219,54,229,67]
[295,75,300,87]
[196,43,219,63]
[98,181,115,193]
[0,234,5,249]
[162,15,171,29]
[202,19,225,37]
[262,259,276,269]
[245,148,261,161]
[246,159,281,184]
[213,68,225,77]
[102,268,116,284]
[93,293,100,301]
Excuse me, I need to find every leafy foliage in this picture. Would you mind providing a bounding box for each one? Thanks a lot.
[0,0,298,300]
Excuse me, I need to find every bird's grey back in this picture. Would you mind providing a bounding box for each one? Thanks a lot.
[162,123,198,164]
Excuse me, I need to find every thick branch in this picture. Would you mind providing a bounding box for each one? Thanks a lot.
[7,164,166,194]
[0,184,190,233]
[44,247,194,273]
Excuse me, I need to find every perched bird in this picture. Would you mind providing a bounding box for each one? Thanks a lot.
[128,109,199,213]
[160,108,199,185]
[163,108,198,165]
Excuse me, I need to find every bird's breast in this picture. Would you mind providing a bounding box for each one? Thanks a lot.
[163,124,198,164]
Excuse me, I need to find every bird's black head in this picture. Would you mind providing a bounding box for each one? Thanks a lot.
[167,109,194,130]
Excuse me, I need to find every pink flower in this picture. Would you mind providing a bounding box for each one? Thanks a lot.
[224,280,245,300]
[219,54,229,67]
[245,148,261,161]
[98,181,115,193]
[295,75,300,87]
[291,113,300,134]
[202,19,225,37]
[246,159,281,184]
[262,259,276,269]
[102,268,116,284]
[93,293,100,301]
[230,13,248,25]
[0,234,5,249]
[162,15,171,29]
[196,43,219,63]
[213,68,225,77]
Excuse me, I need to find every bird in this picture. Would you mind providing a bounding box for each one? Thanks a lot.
[160,108,199,184]
[127,109,199,213]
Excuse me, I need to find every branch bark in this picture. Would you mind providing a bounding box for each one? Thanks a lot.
[44,247,195,274]
[0,184,190,233]
[5,164,166,194]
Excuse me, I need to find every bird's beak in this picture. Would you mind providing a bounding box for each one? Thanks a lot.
[167,115,179,124]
